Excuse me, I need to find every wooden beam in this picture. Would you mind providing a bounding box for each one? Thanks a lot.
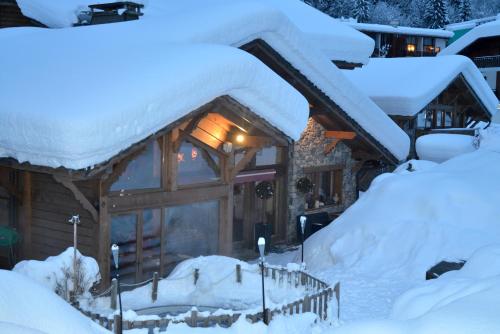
[325,131,357,140]
[53,175,99,222]
[97,180,110,287]
[173,114,206,152]
[18,172,32,259]
[241,136,274,148]
[324,138,341,155]
[230,147,260,180]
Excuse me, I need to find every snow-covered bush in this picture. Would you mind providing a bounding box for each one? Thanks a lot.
[13,247,100,301]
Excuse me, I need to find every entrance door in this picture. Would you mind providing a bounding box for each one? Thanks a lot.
[232,171,281,252]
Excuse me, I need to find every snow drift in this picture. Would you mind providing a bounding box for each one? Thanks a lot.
[304,125,500,280]
[0,270,108,334]
[416,134,478,163]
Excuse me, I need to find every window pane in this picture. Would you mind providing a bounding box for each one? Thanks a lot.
[256,146,279,166]
[110,214,137,283]
[111,139,162,191]
[163,200,219,274]
[425,110,433,128]
[417,112,425,128]
[444,112,452,127]
[142,209,161,280]
[319,171,332,204]
[177,141,220,185]
[436,111,443,127]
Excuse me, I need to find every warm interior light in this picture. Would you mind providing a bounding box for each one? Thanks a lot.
[236,134,245,143]
[406,44,416,53]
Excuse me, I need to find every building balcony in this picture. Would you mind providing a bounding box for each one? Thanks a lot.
[472,55,500,68]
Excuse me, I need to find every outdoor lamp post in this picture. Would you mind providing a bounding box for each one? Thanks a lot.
[258,237,267,324]
[300,216,307,264]
[111,244,123,334]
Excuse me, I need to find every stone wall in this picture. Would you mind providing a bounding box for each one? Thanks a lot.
[287,118,357,242]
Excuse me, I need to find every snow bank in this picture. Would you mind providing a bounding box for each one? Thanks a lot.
[343,56,498,117]
[303,127,500,279]
[440,19,500,56]
[0,270,109,334]
[416,134,477,163]
[92,256,307,314]
[393,159,438,174]
[3,0,409,168]
[331,245,500,334]
[13,247,100,295]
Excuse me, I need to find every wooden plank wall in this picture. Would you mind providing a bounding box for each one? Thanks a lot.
[0,1,45,28]
[30,172,99,260]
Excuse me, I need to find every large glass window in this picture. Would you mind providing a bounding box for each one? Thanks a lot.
[256,146,281,166]
[177,141,220,186]
[111,139,162,192]
[110,214,137,283]
[163,201,219,274]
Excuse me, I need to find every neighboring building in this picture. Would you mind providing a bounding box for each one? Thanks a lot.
[346,21,453,58]
[445,14,499,45]
[440,19,500,99]
[0,1,409,284]
[344,56,498,158]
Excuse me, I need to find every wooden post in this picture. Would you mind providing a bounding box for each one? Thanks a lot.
[190,310,198,327]
[236,264,242,283]
[114,314,122,334]
[19,171,32,259]
[334,282,340,320]
[151,272,159,302]
[98,181,110,286]
[303,295,310,312]
[194,269,199,285]
[110,278,118,310]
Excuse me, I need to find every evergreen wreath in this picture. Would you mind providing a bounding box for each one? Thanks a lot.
[296,177,313,194]
[255,181,274,199]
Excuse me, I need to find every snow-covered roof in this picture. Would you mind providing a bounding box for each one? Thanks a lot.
[1,0,409,169]
[343,56,499,117]
[347,22,454,38]
[440,19,500,56]
[16,0,374,65]
[0,38,308,169]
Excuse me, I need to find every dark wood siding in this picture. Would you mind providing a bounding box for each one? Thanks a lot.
[30,172,98,260]
[0,1,45,28]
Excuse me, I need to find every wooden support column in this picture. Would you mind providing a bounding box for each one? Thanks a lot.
[18,171,32,259]
[98,181,111,286]
[220,152,234,256]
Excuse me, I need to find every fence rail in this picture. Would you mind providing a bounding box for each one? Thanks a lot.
[77,264,340,333]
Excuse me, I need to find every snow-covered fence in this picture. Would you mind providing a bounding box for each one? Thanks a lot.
[76,264,340,332]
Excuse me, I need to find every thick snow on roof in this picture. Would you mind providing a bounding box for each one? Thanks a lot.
[343,56,499,117]
[252,0,374,64]
[2,0,409,168]
[348,21,453,38]
[16,0,374,64]
[440,19,500,55]
[0,37,308,169]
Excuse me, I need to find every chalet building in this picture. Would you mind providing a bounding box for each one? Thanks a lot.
[0,0,409,284]
[0,0,45,28]
[440,19,500,99]
[344,56,498,158]
[346,21,453,58]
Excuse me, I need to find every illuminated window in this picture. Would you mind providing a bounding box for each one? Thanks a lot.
[177,140,220,185]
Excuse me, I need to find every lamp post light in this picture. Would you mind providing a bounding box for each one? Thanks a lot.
[68,215,80,304]
[299,216,307,264]
[111,244,123,334]
[257,237,267,325]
